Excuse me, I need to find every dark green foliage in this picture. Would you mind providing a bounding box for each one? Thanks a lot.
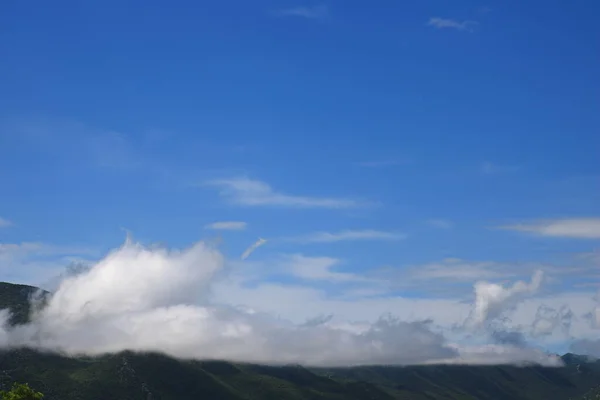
[1,348,600,400]
[1,281,600,400]
[0,382,43,400]
[0,282,48,326]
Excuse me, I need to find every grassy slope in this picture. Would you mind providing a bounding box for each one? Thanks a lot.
[0,281,599,400]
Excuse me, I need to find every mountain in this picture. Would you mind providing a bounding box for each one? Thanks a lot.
[0,281,599,400]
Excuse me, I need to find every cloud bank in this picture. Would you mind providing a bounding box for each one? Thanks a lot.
[0,240,562,367]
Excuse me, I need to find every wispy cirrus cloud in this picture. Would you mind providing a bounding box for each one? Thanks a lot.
[481,162,520,175]
[498,218,600,239]
[427,219,453,229]
[284,254,369,282]
[427,17,478,32]
[0,217,12,228]
[3,117,145,171]
[205,177,363,209]
[204,221,247,231]
[357,159,410,168]
[407,259,515,282]
[0,241,98,288]
[287,229,406,243]
[273,5,328,19]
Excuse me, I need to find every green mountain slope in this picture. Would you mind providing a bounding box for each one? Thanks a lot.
[0,281,599,400]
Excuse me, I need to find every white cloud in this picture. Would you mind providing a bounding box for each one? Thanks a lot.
[283,254,370,282]
[0,241,459,366]
[499,218,600,239]
[241,238,267,260]
[406,259,516,282]
[204,221,247,231]
[273,5,328,19]
[427,219,453,229]
[206,177,362,208]
[466,271,544,328]
[288,229,406,243]
[0,218,12,228]
[0,240,566,366]
[427,17,478,31]
[375,258,549,293]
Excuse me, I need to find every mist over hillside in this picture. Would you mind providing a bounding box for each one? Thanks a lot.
[0,239,574,368]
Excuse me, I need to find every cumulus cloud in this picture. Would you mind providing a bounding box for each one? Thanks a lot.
[205,221,247,231]
[427,17,478,31]
[499,218,600,239]
[0,240,561,366]
[287,230,406,243]
[466,270,544,328]
[205,178,362,209]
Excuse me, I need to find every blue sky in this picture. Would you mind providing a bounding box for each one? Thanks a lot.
[1,0,600,359]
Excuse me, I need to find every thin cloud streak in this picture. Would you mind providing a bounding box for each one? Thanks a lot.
[284,254,369,282]
[287,230,406,243]
[205,221,247,231]
[273,5,328,19]
[241,238,267,260]
[499,218,600,239]
[481,162,520,175]
[0,218,12,228]
[357,159,410,168]
[427,17,478,31]
[205,178,364,209]
[427,219,453,229]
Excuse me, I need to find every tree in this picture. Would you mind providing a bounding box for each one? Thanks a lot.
[0,383,43,400]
